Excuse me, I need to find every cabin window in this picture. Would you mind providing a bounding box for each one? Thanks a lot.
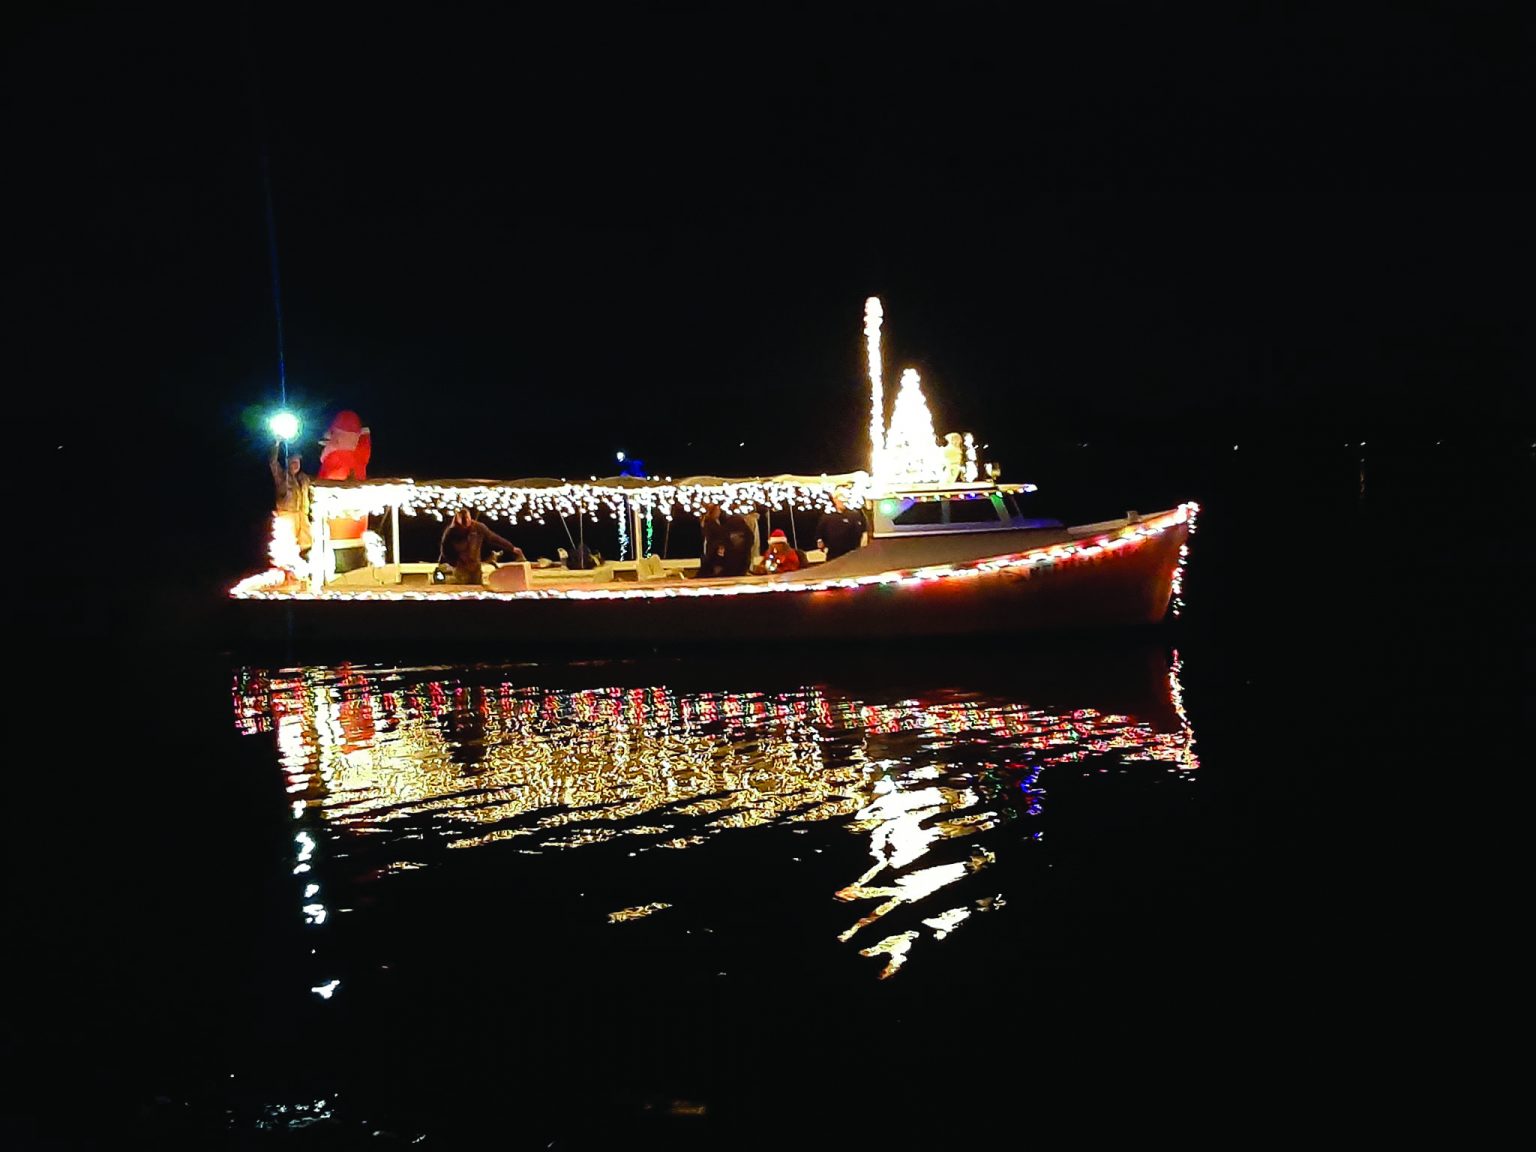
[890,499,944,526]
[947,496,1002,523]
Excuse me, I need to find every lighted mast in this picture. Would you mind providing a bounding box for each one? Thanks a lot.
[864,297,885,477]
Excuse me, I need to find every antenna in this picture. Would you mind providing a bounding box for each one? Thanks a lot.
[261,150,288,410]
[243,6,289,419]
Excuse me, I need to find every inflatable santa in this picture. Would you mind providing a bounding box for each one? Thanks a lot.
[318,411,373,572]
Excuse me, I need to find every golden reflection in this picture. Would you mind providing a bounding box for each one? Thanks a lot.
[233,656,1198,978]
[609,903,673,924]
[860,931,917,979]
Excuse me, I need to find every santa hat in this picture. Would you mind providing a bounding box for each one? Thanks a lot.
[768,529,789,544]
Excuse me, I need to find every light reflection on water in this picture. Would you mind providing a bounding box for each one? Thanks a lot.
[233,653,1196,981]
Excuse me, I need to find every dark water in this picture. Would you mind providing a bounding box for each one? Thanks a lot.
[7,442,1528,1147]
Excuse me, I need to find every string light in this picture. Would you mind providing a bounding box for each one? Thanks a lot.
[301,474,875,524]
[232,502,1197,601]
[862,298,980,492]
[270,512,300,574]
[878,369,949,486]
[1169,501,1200,616]
[362,530,387,568]
[864,297,885,477]
[236,473,882,594]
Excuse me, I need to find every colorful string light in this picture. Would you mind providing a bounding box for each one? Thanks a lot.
[1169,502,1200,616]
[232,503,1197,601]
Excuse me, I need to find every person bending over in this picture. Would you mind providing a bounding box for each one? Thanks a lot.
[439,509,525,585]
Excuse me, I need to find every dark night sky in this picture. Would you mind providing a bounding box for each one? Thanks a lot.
[5,2,1527,499]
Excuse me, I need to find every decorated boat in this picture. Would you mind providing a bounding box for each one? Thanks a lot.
[230,299,1197,646]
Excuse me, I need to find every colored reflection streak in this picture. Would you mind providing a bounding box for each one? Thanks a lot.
[233,658,1197,979]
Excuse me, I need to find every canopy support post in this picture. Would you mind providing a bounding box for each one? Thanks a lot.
[391,500,401,578]
[309,504,328,593]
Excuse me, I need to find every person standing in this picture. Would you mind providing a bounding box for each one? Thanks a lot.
[816,490,868,561]
[269,440,313,553]
[697,502,753,578]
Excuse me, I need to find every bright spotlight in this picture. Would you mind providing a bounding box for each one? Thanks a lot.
[269,411,301,441]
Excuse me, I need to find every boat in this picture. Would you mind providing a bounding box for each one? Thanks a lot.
[229,298,1196,647]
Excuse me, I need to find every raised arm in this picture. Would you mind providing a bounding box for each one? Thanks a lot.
[268,441,283,485]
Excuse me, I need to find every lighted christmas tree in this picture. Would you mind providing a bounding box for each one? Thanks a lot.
[880,368,948,485]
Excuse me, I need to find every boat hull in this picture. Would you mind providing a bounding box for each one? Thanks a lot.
[227,511,1190,650]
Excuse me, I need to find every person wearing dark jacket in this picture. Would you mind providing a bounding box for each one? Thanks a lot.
[816,490,868,561]
[697,502,753,578]
[438,509,525,585]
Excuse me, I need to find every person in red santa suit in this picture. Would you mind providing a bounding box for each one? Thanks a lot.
[759,528,803,574]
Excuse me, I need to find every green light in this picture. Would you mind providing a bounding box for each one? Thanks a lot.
[879,499,900,516]
[269,411,300,441]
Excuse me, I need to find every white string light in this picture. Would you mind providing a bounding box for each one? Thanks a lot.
[865,297,885,477]
[362,530,387,568]
[878,369,949,486]
[270,512,301,573]
[863,299,983,493]
[303,475,875,524]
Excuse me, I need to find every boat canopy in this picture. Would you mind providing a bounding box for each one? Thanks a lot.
[308,472,875,520]
[314,472,869,491]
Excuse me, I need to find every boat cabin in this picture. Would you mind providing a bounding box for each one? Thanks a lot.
[870,483,1054,537]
